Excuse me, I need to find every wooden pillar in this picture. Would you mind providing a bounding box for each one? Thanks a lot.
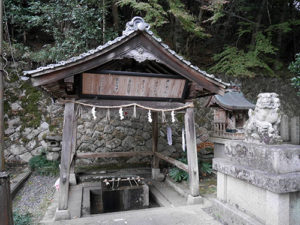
[57,101,76,215]
[184,107,200,197]
[151,112,160,179]
[0,172,13,225]
[69,118,77,185]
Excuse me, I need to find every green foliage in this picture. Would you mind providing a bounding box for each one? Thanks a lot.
[168,0,208,38]
[211,32,277,77]
[29,153,59,176]
[5,0,117,64]
[19,82,42,128]
[118,0,167,28]
[118,0,208,38]
[13,211,32,225]
[200,162,213,177]
[289,53,300,95]
[169,167,188,182]
[202,0,228,24]
[169,154,188,182]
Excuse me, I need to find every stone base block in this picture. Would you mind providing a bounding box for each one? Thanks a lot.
[69,173,77,185]
[216,171,300,225]
[152,168,165,181]
[211,198,263,225]
[54,209,70,221]
[186,194,203,205]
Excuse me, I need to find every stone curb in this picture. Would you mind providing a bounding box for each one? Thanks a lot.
[11,169,32,199]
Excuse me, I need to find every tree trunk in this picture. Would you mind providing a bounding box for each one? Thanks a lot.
[112,0,119,32]
[102,0,106,44]
[250,0,267,48]
[276,0,287,61]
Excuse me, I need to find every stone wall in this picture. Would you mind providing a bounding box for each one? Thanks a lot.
[3,75,299,164]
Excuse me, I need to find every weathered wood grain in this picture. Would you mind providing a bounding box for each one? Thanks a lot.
[155,152,189,172]
[184,108,200,196]
[82,73,186,98]
[0,172,13,225]
[58,101,76,210]
[76,151,153,159]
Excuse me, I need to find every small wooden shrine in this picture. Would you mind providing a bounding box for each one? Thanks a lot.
[206,86,254,139]
[24,17,228,219]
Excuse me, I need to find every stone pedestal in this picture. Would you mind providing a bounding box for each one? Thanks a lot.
[213,140,300,225]
[280,114,290,142]
[291,117,300,145]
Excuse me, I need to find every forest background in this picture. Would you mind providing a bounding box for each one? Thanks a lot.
[2,0,300,119]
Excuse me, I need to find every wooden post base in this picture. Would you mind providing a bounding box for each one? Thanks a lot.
[55,209,70,221]
[0,172,13,225]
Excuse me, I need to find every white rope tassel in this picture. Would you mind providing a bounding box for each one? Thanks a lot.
[91,106,97,120]
[148,110,152,123]
[162,111,166,123]
[133,104,137,118]
[106,108,110,121]
[171,110,175,123]
[119,107,124,120]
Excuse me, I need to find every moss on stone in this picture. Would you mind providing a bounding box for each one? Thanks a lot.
[19,81,43,128]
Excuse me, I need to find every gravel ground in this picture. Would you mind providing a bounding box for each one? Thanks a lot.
[13,173,58,224]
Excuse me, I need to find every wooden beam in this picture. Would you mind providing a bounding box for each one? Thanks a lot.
[185,108,200,196]
[152,112,159,169]
[58,101,76,210]
[0,172,13,225]
[76,151,153,159]
[155,152,189,173]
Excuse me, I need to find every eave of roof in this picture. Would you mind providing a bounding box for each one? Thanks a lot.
[23,17,229,88]
[214,91,255,110]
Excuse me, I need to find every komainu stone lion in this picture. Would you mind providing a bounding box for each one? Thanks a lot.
[244,93,282,144]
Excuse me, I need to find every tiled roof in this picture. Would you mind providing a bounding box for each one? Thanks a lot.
[214,90,255,110]
[24,17,229,87]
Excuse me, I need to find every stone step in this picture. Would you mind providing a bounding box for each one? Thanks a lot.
[150,180,187,207]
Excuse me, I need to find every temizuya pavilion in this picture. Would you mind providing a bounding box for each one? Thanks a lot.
[24,17,228,219]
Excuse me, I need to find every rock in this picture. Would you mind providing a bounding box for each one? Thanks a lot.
[122,136,135,149]
[19,152,32,162]
[126,156,140,164]
[22,128,33,136]
[142,132,151,140]
[83,122,93,129]
[9,144,27,155]
[95,140,105,147]
[15,125,22,132]
[104,125,114,134]
[46,152,60,161]
[49,147,61,152]
[40,140,48,148]
[92,131,102,139]
[134,136,145,146]
[37,131,48,141]
[45,135,62,142]
[5,128,15,135]
[11,102,22,111]
[78,142,96,152]
[125,128,136,135]
[112,130,126,139]
[106,138,121,149]
[31,146,44,156]
[26,140,37,150]
[39,122,49,131]
[8,117,21,128]
[26,129,39,140]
